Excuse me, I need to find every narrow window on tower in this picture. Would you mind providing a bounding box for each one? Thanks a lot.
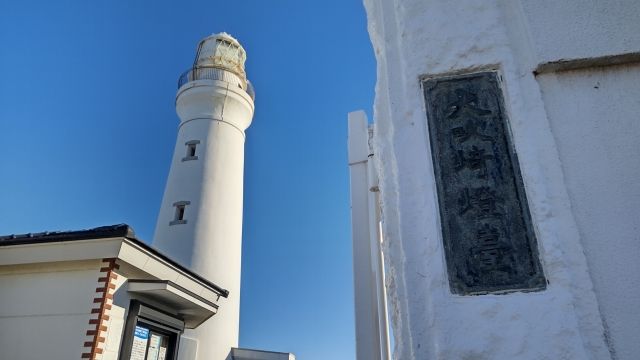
[182,140,200,161]
[170,201,190,225]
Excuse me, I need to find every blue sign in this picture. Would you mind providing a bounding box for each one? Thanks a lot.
[134,325,149,340]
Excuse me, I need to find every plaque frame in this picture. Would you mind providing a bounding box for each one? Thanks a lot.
[422,70,546,295]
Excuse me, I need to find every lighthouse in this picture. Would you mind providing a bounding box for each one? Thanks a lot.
[153,33,255,360]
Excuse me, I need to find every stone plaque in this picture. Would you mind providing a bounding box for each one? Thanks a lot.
[423,71,546,294]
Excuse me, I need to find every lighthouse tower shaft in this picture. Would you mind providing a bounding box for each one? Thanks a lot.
[153,33,254,360]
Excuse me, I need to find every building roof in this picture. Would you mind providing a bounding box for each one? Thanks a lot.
[231,348,296,360]
[0,224,135,245]
[0,224,229,298]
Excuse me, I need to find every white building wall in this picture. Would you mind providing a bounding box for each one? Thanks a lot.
[537,66,640,360]
[362,0,640,359]
[0,261,101,360]
[520,0,640,64]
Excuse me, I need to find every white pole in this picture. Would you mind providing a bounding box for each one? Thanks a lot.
[366,132,391,360]
[348,110,390,360]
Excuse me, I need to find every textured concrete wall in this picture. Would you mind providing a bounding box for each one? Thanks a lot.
[521,0,640,64]
[537,65,640,360]
[360,0,640,358]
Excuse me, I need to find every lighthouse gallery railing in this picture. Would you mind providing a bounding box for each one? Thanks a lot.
[178,66,255,101]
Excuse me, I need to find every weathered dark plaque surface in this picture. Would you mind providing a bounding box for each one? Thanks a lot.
[423,71,546,294]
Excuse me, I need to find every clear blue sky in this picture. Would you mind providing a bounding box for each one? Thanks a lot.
[0,1,375,359]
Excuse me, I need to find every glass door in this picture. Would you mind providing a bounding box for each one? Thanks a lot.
[128,323,175,360]
[146,331,170,360]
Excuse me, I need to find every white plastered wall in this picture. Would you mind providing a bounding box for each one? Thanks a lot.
[0,260,102,360]
[519,3,640,358]
[536,65,640,360]
[360,0,640,359]
[520,0,640,64]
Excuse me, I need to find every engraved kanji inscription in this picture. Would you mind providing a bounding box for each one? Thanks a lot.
[423,71,546,294]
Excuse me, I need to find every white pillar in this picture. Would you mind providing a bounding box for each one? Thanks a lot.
[366,135,391,360]
[348,110,390,360]
[153,33,255,360]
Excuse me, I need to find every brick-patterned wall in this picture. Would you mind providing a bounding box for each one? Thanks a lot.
[82,258,119,360]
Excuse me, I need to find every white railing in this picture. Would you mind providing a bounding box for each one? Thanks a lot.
[178,66,255,100]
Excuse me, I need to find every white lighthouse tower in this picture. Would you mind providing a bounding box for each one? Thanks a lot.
[153,33,255,360]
